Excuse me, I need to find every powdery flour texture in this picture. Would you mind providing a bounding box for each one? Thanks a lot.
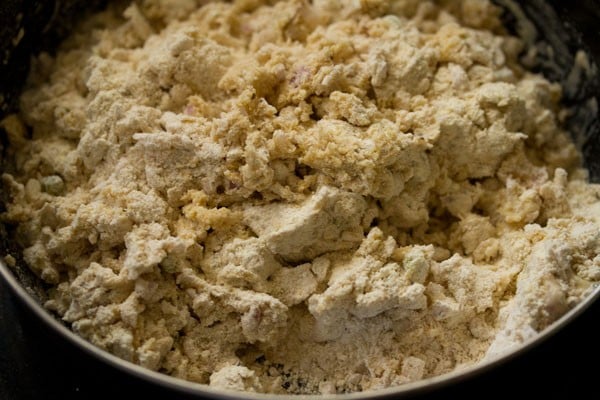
[2,0,600,395]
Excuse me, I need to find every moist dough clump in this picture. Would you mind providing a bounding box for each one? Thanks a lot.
[2,0,600,394]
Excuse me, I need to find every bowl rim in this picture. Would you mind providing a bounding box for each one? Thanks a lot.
[2,257,599,399]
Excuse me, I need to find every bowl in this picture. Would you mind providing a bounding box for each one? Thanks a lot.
[1,1,600,398]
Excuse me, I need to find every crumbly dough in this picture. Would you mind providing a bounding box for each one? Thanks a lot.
[2,0,600,394]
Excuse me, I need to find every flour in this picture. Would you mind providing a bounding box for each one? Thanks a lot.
[2,0,600,395]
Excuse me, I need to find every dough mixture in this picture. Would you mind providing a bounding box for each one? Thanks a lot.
[2,0,600,394]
